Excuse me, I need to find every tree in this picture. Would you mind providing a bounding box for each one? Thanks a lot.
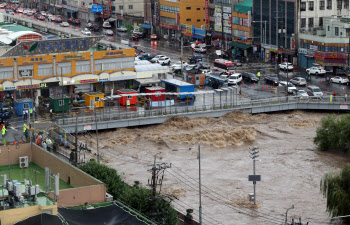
[314,114,350,153]
[321,163,350,218]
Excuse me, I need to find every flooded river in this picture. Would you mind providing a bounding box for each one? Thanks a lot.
[82,111,350,225]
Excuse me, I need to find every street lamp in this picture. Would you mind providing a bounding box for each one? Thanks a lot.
[253,21,267,72]
[284,205,294,225]
[172,143,202,225]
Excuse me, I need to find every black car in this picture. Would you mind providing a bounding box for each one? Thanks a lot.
[242,72,259,82]
[68,17,74,23]
[55,17,62,23]
[131,33,140,40]
[73,19,81,25]
[188,55,202,64]
[197,62,211,70]
[86,23,100,31]
[265,76,279,86]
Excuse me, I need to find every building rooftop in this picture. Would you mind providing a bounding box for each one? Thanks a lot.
[1,24,34,33]
[0,163,73,191]
[15,98,32,103]
[0,192,55,209]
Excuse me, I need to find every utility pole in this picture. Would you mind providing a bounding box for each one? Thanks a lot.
[198,143,202,225]
[94,106,100,163]
[180,34,183,78]
[148,152,171,223]
[248,146,260,205]
[221,1,224,51]
[284,205,294,225]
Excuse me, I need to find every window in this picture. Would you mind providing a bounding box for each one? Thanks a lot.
[18,65,33,77]
[319,17,323,27]
[160,16,176,24]
[119,5,123,10]
[309,1,314,10]
[76,60,90,73]
[186,18,191,21]
[59,100,64,106]
[197,19,200,22]
[197,8,200,10]
[300,2,306,11]
[57,62,71,75]
[128,5,133,9]
[345,0,349,8]
[337,0,342,9]
[320,1,325,9]
[0,67,13,79]
[186,7,191,10]
[38,63,53,76]
[301,18,306,28]
[327,0,332,9]
[94,96,100,102]
[127,95,133,99]
[159,5,179,13]
[308,18,314,27]
[23,103,29,109]
[335,27,339,36]
[94,57,134,72]
[328,26,330,31]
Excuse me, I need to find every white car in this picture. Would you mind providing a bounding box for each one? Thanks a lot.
[60,22,69,27]
[81,28,91,36]
[233,59,242,67]
[23,9,28,14]
[330,76,349,84]
[40,11,47,16]
[150,55,166,63]
[279,81,297,94]
[117,26,127,32]
[17,8,23,13]
[306,66,326,75]
[293,89,309,99]
[103,21,112,28]
[279,62,294,70]
[170,61,188,71]
[158,56,171,66]
[103,29,114,36]
[27,10,33,16]
[227,73,242,86]
[193,46,206,53]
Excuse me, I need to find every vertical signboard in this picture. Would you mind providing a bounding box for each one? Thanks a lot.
[214,6,222,32]
[205,0,209,27]
[223,6,232,35]
[155,2,159,25]
[176,13,180,24]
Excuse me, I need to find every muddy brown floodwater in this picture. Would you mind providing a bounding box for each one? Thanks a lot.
[81,111,350,225]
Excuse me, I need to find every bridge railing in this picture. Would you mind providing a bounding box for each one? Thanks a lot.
[57,96,350,126]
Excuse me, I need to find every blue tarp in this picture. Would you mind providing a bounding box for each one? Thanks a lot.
[192,34,205,39]
[139,24,152,29]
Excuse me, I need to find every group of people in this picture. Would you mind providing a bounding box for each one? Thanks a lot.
[23,107,36,120]
[35,133,52,151]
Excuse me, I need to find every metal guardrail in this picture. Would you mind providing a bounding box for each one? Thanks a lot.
[57,96,350,126]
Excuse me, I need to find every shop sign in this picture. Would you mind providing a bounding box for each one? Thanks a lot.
[17,84,39,90]
[310,45,318,51]
[4,86,16,91]
[205,0,209,26]
[39,83,47,88]
[98,78,109,82]
[84,124,92,130]
[62,54,85,60]
[103,51,126,57]
[2,37,103,57]
[298,48,307,54]
[314,51,348,60]
[159,22,175,30]
[77,79,98,84]
[23,57,49,64]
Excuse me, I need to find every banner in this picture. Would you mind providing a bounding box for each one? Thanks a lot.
[205,0,209,26]
[214,6,222,32]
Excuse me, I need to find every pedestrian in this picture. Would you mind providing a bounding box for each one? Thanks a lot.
[50,108,53,119]
[23,109,26,120]
[46,138,52,151]
[33,106,36,117]
[39,133,42,143]
[29,107,33,116]
[42,141,47,151]
[345,93,348,102]
[2,125,6,137]
[257,71,261,80]
[330,94,333,103]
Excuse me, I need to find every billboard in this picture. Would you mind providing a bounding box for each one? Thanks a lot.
[223,6,231,35]
[2,37,103,57]
[205,0,209,26]
[91,4,102,13]
[214,6,222,32]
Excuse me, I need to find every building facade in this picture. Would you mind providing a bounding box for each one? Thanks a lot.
[299,16,349,73]
[252,0,298,64]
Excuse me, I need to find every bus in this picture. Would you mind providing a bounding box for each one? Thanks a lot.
[213,59,235,74]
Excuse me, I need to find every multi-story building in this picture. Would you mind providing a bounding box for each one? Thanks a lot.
[300,0,350,31]
[299,16,349,73]
[252,0,298,64]
[158,0,206,41]
[113,0,145,27]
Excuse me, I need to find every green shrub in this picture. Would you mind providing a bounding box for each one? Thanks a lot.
[314,114,350,153]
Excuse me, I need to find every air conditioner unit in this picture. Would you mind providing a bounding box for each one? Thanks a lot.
[19,156,28,168]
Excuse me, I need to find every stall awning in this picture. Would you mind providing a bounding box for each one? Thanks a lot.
[139,24,151,29]
[64,9,77,13]
[228,41,252,50]
[192,34,205,39]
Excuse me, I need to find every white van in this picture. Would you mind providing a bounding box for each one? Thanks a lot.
[227,73,242,85]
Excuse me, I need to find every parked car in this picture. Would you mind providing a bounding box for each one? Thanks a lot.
[279,62,294,71]
[290,77,307,86]
[197,62,210,70]
[233,59,242,67]
[54,17,62,23]
[292,89,309,99]
[188,55,203,64]
[265,76,279,86]
[81,28,91,36]
[102,21,111,28]
[103,29,114,36]
[38,15,45,20]
[170,61,188,71]
[330,76,349,84]
[150,34,158,40]
[158,56,171,66]
[279,81,297,94]
[150,55,166,63]
[116,26,127,32]
[40,11,46,16]
[306,66,326,75]
[22,9,28,14]
[227,73,242,86]
[138,53,154,61]
[307,85,323,98]
[60,22,69,27]
[73,19,81,25]
[193,46,206,53]
[86,23,100,31]
[27,10,33,16]
[242,72,259,83]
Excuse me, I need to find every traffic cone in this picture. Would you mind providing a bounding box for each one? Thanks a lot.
[13,142,15,145]
[242,82,244,86]
[266,85,269,90]
[254,83,256,88]
[20,141,23,144]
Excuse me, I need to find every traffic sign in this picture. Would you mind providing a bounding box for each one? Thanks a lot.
[92,4,102,13]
